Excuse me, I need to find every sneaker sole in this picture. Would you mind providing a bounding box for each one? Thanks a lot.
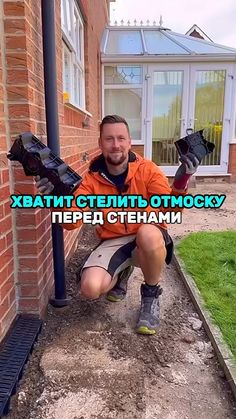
[136,326,156,335]
[106,294,124,302]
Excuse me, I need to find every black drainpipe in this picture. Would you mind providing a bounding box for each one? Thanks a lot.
[41,0,68,307]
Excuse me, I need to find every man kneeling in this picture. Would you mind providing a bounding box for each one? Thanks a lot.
[36,115,199,335]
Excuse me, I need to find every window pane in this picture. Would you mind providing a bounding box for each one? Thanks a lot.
[65,0,71,35]
[105,89,142,140]
[106,30,143,54]
[73,64,78,104]
[170,33,236,54]
[73,9,81,58]
[61,2,85,110]
[144,31,188,55]
[104,66,142,84]
[152,71,183,166]
[63,49,70,92]
[194,70,226,165]
[61,0,65,27]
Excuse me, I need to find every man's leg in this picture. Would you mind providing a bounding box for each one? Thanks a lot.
[80,267,117,299]
[79,235,136,300]
[134,224,168,335]
[135,224,167,285]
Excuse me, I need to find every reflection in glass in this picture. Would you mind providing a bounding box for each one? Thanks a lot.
[194,70,225,165]
[105,89,142,140]
[152,71,183,165]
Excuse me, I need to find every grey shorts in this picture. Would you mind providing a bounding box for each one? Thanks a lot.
[81,227,173,279]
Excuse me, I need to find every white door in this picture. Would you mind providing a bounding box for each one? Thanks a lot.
[188,63,233,174]
[145,63,233,175]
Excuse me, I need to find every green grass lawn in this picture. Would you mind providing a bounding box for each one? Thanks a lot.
[176,231,236,359]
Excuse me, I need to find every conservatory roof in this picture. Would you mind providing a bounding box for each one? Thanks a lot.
[101,26,236,60]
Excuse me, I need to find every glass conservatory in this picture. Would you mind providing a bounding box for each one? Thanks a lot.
[101,25,236,175]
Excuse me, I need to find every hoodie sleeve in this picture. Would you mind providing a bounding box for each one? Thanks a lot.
[146,162,187,212]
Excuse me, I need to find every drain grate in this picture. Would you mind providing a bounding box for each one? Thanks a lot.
[0,314,42,417]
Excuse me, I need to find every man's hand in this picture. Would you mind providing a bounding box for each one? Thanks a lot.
[34,175,54,194]
[173,152,200,190]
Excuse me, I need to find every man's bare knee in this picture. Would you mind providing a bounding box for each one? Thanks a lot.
[136,224,165,252]
[80,267,112,299]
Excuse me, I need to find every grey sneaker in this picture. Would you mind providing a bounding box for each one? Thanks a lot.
[106,266,134,302]
[136,283,162,335]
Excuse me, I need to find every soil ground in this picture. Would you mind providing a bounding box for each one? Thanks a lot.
[6,182,236,419]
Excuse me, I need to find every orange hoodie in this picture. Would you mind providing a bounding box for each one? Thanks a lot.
[61,151,186,240]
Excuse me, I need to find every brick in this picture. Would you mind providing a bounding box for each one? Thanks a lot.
[6,231,13,248]
[18,298,39,312]
[1,169,9,183]
[16,211,36,227]
[0,257,14,279]
[18,242,38,255]
[5,35,26,50]
[9,120,35,135]
[0,85,4,101]
[9,288,16,306]
[6,53,28,68]
[0,246,14,267]
[0,119,6,134]
[0,215,12,235]
[0,296,10,319]
[18,270,40,283]
[19,284,39,298]
[19,256,39,271]
[0,184,11,202]
[4,2,25,17]
[4,201,11,217]
[8,103,30,119]
[7,85,32,101]
[17,228,37,242]
[4,18,25,34]
[7,69,28,84]
[14,182,35,194]
[1,302,17,334]
[0,236,6,254]
[0,275,14,301]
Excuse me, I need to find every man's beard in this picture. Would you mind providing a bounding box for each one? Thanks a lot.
[106,152,127,166]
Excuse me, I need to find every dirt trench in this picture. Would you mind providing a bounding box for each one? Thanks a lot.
[6,183,236,419]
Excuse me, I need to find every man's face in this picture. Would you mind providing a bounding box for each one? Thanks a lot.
[99,123,131,166]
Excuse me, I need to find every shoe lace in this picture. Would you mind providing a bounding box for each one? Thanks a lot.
[140,285,162,315]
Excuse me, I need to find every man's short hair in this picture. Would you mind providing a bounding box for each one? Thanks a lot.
[100,115,130,137]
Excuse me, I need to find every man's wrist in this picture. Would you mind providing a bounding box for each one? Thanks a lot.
[173,173,192,190]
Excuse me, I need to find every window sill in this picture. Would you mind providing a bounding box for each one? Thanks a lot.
[64,101,92,117]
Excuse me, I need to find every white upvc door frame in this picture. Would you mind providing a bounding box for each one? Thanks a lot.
[145,62,234,175]
[188,62,234,174]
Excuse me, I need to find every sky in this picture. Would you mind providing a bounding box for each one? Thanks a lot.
[110,0,236,49]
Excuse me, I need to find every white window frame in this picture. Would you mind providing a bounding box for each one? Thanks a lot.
[102,64,145,144]
[61,0,85,110]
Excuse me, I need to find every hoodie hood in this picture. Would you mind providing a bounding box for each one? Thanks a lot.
[88,151,144,185]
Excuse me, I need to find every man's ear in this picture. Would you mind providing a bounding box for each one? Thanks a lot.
[98,137,102,149]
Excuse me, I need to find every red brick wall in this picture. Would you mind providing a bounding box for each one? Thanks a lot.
[228,144,236,181]
[0,4,17,340]
[0,0,110,342]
